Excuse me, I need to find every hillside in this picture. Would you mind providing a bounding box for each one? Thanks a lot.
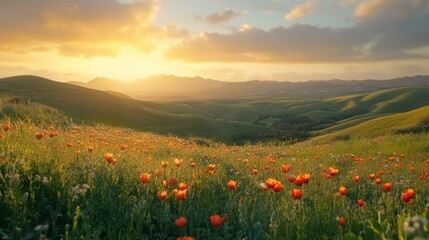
[313,106,429,142]
[2,75,429,144]
[0,75,275,142]
[69,75,429,101]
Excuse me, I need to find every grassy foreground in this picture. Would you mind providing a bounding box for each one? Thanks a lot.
[0,119,428,239]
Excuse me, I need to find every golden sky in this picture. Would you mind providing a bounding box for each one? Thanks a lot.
[0,0,428,82]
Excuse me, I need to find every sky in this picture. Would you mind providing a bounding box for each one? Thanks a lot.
[0,0,429,82]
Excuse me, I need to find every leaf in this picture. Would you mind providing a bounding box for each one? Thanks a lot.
[397,214,408,240]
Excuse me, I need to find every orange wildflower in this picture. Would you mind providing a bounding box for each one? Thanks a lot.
[3,124,10,131]
[339,217,346,227]
[273,182,283,192]
[302,174,311,183]
[294,176,303,186]
[161,161,168,168]
[339,186,348,196]
[281,165,291,173]
[139,173,151,183]
[174,158,183,167]
[208,164,216,171]
[382,183,392,192]
[328,167,339,177]
[176,189,187,201]
[35,132,43,139]
[266,178,278,188]
[292,189,302,200]
[352,176,360,183]
[175,217,187,228]
[227,180,237,190]
[357,199,365,207]
[178,183,188,190]
[210,214,224,227]
[158,191,167,200]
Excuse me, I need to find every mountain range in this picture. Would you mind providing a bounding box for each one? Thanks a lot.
[68,75,429,101]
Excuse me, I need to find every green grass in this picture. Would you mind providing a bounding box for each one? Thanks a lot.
[314,106,429,143]
[0,108,429,239]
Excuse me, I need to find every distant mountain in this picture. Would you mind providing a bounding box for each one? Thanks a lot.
[69,75,225,101]
[68,75,429,101]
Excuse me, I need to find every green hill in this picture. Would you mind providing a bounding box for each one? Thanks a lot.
[313,106,429,142]
[0,75,276,142]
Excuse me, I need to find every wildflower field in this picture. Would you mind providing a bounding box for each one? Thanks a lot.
[0,119,428,239]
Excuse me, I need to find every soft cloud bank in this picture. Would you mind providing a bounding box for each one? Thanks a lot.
[0,0,160,57]
[196,8,249,25]
[285,2,316,21]
[168,0,429,63]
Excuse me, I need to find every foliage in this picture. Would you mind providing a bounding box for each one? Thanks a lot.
[0,115,428,239]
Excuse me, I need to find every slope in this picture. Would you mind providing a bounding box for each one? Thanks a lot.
[313,106,429,142]
[0,75,275,142]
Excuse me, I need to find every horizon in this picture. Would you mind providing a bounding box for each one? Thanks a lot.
[0,0,429,83]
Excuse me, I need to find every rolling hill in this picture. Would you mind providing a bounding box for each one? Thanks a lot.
[0,75,275,142]
[312,106,429,143]
[2,75,429,144]
[69,75,429,101]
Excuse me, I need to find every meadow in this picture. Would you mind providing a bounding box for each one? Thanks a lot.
[0,115,428,239]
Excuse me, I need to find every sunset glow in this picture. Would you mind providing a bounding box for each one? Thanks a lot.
[1,0,428,82]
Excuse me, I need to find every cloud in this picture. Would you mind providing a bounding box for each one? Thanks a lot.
[167,24,371,63]
[167,0,429,63]
[0,0,160,57]
[285,2,316,21]
[355,0,423,20]
[196,8,249,25]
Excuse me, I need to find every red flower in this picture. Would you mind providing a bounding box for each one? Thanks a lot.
[139,173,151,183]
[227,180,237,190]
[176,189,187,201]
[339,186,348,196]
[3,124,10,131]
[292,189,302,200]
[382,183,392,192]
[158,191,167,200]
[273,182,283,192]
[357,199,365,207]
[210,214,224,227]
[339,217,346,227]
[175,217,187,228]
[35,132,43,139]
[281,165,291,173]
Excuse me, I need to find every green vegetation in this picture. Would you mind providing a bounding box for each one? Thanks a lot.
[314,106,429,143]
[0,108,428,239]
[1,76,429,144]
[0,84,429,239]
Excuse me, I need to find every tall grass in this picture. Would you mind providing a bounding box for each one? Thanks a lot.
[0,117,428,239]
